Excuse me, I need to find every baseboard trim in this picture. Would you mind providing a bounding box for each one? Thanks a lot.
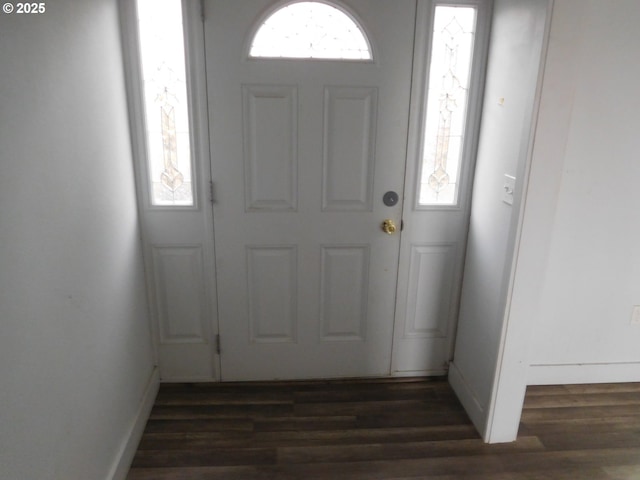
[528,362,640,385]
[391,369,448,378]
[107,366,160,480]
[448,362,486,438]
[159,375,216,383]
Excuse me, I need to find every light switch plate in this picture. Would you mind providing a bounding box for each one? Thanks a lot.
[502,174,516,205]
[631,306,640,325]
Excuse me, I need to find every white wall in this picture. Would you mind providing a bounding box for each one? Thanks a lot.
[448,0,551,441]
[523,0,640,384]
[0,1,156,478]
[454,0,640,443]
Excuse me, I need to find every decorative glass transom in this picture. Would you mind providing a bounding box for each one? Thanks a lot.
[418,6,477,205]
[249,2,372,60]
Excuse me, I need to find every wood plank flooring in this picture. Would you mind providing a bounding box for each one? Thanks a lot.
[127,378,640,479]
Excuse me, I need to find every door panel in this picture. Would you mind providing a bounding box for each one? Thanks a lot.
[247,245,298,343]
[403,244,456,338]
[322,86,377,211]
[242,84,298,211]
[320,245,370,340]
[153,245,208,343]
[205,0,417,380]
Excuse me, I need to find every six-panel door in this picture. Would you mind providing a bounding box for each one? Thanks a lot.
[205,0,417,380]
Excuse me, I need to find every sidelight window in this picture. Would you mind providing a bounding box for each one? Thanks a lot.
[136,0,194,206]
[418,5,477,206]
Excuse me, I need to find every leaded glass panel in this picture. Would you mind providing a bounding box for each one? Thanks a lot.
[418,6,476,206]
[249,2,372,60]
[137,0,194,206]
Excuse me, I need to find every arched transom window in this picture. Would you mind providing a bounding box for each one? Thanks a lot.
[249,1,372,60]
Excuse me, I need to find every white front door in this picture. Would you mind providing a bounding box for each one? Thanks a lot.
[205,0,417,380]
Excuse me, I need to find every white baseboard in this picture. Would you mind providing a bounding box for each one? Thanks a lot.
[159,375,216,383]
[107,366,160,480]
[391,368,448,378]
[528,362,640,385]
[448,362,487,439]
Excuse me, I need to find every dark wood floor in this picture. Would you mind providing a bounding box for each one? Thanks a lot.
[127,378,640,479]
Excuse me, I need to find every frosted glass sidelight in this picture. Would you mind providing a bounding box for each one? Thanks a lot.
[418,6,476,206]
[137,0,194,206]
[249,2,372,60]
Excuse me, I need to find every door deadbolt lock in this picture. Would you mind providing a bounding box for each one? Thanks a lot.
[383,191,399,207]
[381,219,397,235]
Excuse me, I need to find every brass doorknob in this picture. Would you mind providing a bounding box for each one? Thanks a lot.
[381,219,397,235]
